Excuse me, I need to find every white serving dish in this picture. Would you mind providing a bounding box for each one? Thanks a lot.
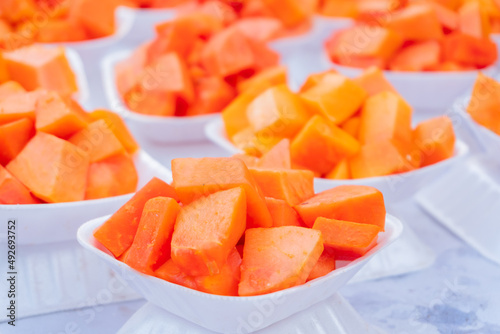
[101,50,219,143]
[78,213,402,334]
[204,118,470,203]
[119,8,176,46]
[64,47,90,107]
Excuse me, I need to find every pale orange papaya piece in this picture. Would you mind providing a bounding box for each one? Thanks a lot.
[239,226,324,296]
[426,1,458,30]
[237,65,287,94]
[389,40,441,71]
[353,67,396,96]
[359,91,412,145]
[458,1,491,39]
[467,73,500,135]
[307,248,336,281]
[431,0,461,10]
[0,0,37,24]
[385,4,443,41]
[262,0,316,28]
[257,138,291,169]
[0,165,38,204]
[247,38,280,71]
[265,197,302,227]
[85,153,138,200]
[197,0,238,26]
[299,69,338,93]
[6,132,89,203]
[233,153,259,168]
[294,185,386,229]
[441,32,497,68]
[341,116,361,139]
[171,187,247,276]
[241,0,274,17]
[313,217,381,260]
[35,92,89,139]
[125,88,176,116]
[172,157,273,228]
[414,116,456,167]
[232,17,284,42]
[0,54,9,84]
[350,139,421,178]
[232,127,283,157]
[0,118,34,166]
[36,19,88,43]
[125,197,180,274]
[93,177,179,257]
[194,247,242,296]
[290,115,360,175]
[249,168,314,206]
[247,85,310,139]
[325,159,350,180]
[154,259,198,290]
[300,73,367,125]
[321,0,359,18]
[115,42,149,97]
[0,90,44,125]
[3,45,77,96]
[0,81,26,98]
[89,109,140,154]
[186,76,236,116]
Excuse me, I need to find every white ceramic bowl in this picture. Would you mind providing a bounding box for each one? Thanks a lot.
[101,50,219,143]
[77,214,403,334]
[119,7,176,46]
[205,118,470,204]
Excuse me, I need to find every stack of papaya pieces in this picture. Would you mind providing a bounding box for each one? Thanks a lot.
[223,66,457,180]
[326,0,498,71]
[467,72,500,136]
[94,157,387,296]
[0,44,140,205]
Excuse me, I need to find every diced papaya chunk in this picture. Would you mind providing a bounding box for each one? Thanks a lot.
[385,4,443,41]
[239,226,323,296]
[171,187,247,276]
[89,109,139,154]
[115,42,149,97]
[300,73,367,125]
[414,116,456,167]
[261,0,316,28]
[389,40,441,71]
[307,248,336,281]
[325,159,350,180]
[125,88,176,116]
[458,0,491,39]
[172,157,273,228]
[93,177,179,258]
[85,153,138,200]
[299,69,338,93]
[442,32,497,68]
[265,197,302,227]
[290,115,360,175]
[0,118,34,166]
[36,19,88,43]
[320,0,359,18]
[428,1,458,30]
[233,153,259,168]
[0,90,44,125]
[467,73,500,135]
[232,17,284,43]
[249,168,314,206]
[257,138,291,169]
[125,197,180,274]
[341,116,361,139]
[237,65,287,94]
[0,165,38,204]
[294,185,386,229]
[313,217,381,260]
[187,76,236,116]
[0,81,25,98]
[232,126,283,157]
[154,259,198,290]
[353,67,396,97]
[6,132,89,203]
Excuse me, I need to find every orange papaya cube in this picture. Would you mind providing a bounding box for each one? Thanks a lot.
[89,109,139,154]
[0,118,34,166]
[389,40,441,71]
[321,0,359,18]
[115,42,149,97]
[307,248,336,281]
[467,73,500,135]
[257,138,291,169]
[359,91,412,145]
[241,0,274,17]
[0,54,9,84]
[0,0,36,24]
[349,139,421,178]
[246,85,310,139]
[194,247,242,296]
[0,81,26,98]
[0,90,44,125]
[3,45,77,96]
[171,187,247,276]
[353,66,396,96]
[239,226,324,296]
[261,0,316,28]
[6,132,89,203]
[154,259,198,290]
[384,4,443,41]
[93,177,179,257]
[125,197,180,274]
[186,77,236,116]
[0,165,38,204]
[431,0,460,10]
[201,28,256,78]
[300,73,367,125]
[197,0,238,26]
[35,92,89,139]
[427,1,458,30]
[299,69,338,93]
[232,17,284,43]
[232,127,283,157]
[294,185,386,229]
[325,159,350,180]
[124,88,176,116]
[313,217,381,260]
[265,197,302,227]
[247,39,280,72]
[85,153,138,200]
[237,65,287,94]
[233,154,259,168]
[171,157,273,228]
[68,119,126,163]
[458,1,491,39]
[249,168,314,206]
[341,116,361,139]
[290,115,360,175]
[441,32,497,68]
[36,19,88,43]
[414,116,456,167]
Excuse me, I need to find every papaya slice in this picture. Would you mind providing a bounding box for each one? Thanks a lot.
[265,197,302,227]
[414,116,456,167]
[0,118,34,166]
[0,165,38,204]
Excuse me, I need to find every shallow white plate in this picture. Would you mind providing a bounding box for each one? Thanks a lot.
[204,118,470,203]
[77,214,402,334]
[101,50,219,144]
